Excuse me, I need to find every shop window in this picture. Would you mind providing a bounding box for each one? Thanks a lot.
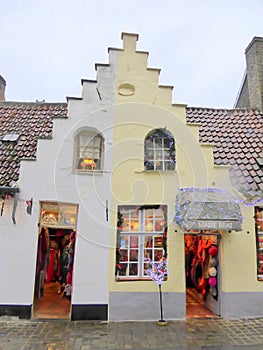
[74,129,104,172]
[144,129,175,171]
[115,205,167,279]
[255,207,263,280]
[40,201,78,229]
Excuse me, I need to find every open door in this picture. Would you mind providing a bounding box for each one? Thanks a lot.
[185,233,220,318]
[33,201,78,319]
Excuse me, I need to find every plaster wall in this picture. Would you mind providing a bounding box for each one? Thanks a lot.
[0,55,117,308]
[107,33,239,319]
[220,203,262,292]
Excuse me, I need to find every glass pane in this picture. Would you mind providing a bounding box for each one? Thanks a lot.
[130,220,139,232]
[122,208,139,232]
[144,236,153,247]
[145,209,154,217]
[118,263,127,276]
[155,161,163,170]
[79,134,92,147]
[130,250,138,261]
[155,220,164,231]
[94,136,101,147]
[145,220,154,232]
[130,236,138,248]
[154,249,163,261]
[164,160,175,170]
[82,148,93,157]
[154,236,163,248]
[144,262,150,276]
[120,237,128,248]
[154,208,164,218]
[129,263,138,276]
[119,249,128,261]
[144,249,152,260]
[154,137,163,147]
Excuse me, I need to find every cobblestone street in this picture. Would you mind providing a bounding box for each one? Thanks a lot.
[1,316,263,349]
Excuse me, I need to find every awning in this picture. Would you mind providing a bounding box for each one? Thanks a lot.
[174,188,243,231]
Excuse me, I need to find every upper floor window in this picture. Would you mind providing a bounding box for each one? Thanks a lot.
[255,207,263,280]
[74,129,104,172]
[144,129,175,171]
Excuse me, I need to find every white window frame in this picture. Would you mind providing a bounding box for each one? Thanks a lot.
[116,205,167,280]
[144,129,175,171]
[74,130,104,172]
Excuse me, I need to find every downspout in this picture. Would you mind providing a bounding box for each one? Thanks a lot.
[12,192,19,224]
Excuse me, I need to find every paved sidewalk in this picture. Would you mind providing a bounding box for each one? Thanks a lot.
[0,316,263,349]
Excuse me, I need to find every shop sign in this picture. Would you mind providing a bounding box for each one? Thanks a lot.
[183,220,242,231]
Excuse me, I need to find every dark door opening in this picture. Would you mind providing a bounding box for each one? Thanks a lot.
[33,227,76,319]
[185,233,220,318]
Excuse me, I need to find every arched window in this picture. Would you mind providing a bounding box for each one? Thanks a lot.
[74,129,104,171]
[144,129,175,171]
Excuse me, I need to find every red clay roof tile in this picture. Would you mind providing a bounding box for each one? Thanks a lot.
[187,107,263,200]
[0,101,67,187]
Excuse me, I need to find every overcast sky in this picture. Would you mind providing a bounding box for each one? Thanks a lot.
[1,0,262,108]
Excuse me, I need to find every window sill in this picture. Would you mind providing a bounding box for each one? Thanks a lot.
[135,169,176,174]
[72,169,112,175]
[115,277,152,282]
[115,276,168,282]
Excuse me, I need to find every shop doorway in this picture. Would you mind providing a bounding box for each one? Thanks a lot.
[185,233,220,318]
[33,201,78,319]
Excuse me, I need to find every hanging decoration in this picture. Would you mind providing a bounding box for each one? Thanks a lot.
[174,187,243,231]
[26,198,33,215]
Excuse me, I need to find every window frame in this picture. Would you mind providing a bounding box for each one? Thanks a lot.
[115,205,167,280]
[255,207,263,280]
[144,129,175,171]
[74,129,104,172]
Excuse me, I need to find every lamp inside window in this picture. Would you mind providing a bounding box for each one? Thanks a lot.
[80,158,96,170]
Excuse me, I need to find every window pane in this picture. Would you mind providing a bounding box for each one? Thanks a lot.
[130,236,138,248]
[120,237,128,248]
[122,208,139,232]
[118,263,127,276]
[154,237,163,248]
[119,249,128,261]
[130,250,138,261]
[129,263,138,276]
[144,249,152,260]
[144,236,153,247]
[143,261,150,276]
[154,249,163,262]
[145,220,154,232]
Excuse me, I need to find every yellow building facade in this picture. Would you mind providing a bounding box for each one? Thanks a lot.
[107,33,261,320]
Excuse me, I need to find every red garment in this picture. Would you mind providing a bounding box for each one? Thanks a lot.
[46,249,59,282]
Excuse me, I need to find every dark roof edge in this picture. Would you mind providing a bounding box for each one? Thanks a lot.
[0,101,67,107]
[0,186,20,193]
[186,106,262,113]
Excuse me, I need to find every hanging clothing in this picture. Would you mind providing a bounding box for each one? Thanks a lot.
[60,245,70,284]
[36,229,48,274]
[46,249,59,282]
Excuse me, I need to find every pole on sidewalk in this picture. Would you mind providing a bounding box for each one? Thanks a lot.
[157,284,167,326]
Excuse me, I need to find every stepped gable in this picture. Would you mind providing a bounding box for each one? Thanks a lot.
[186,107,263,200]
[0,101,67,187]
